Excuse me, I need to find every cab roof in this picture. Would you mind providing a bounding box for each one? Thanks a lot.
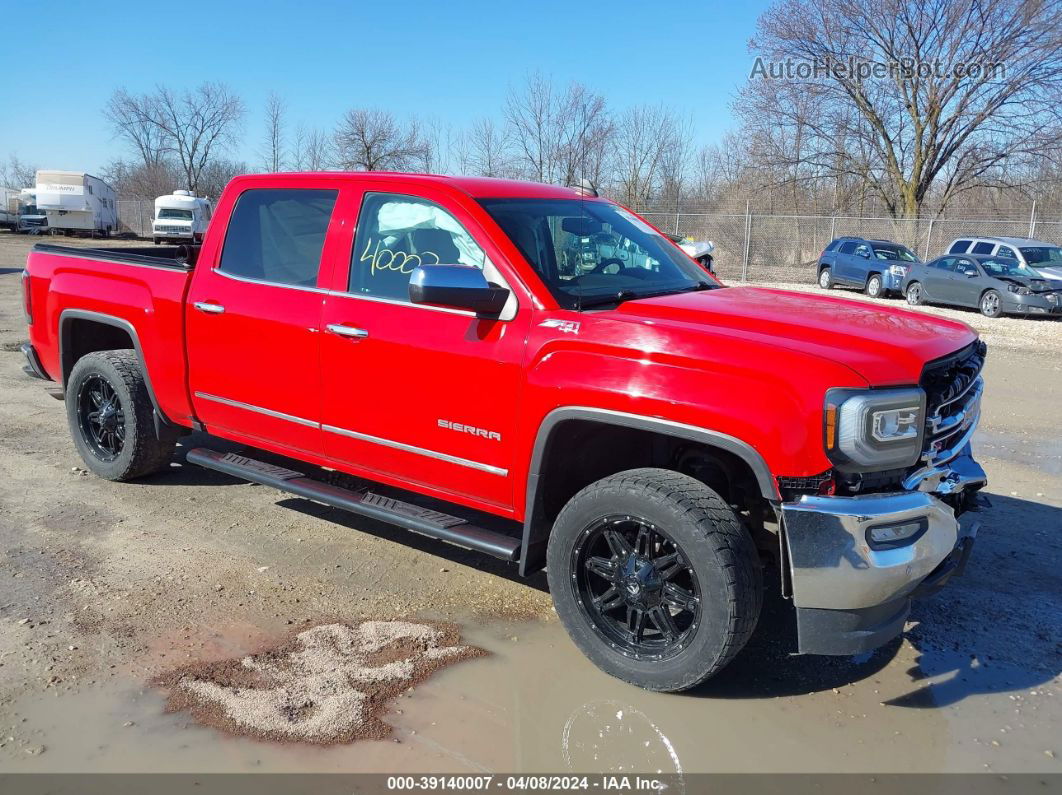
[230,171,594,200]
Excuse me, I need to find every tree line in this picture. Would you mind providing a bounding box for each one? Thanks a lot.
[5,0,1060,220]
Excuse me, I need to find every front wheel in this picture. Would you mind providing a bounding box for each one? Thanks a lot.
[906,282,924,305]
[865,273,883,298]
[66,350,176,481]
[980,289,1003,318]
[546,468,762,692]
[818,267,833,289]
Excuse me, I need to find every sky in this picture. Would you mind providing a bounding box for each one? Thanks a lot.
[0,0,773,178]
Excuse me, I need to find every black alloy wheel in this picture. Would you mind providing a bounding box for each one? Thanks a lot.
[76,373,126,461]
[573,515,701,660]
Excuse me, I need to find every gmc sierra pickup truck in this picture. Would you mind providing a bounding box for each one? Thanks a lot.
[20,173,988,692]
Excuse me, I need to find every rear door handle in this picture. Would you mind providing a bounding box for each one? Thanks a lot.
[326,324,369,339]
[194,301,225,314]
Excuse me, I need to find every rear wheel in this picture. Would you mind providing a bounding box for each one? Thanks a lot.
[546,468,762,692]
[906,281,924,305]
[66,350,175,481]
[818,267,833,289]
[865,273,883,298]
[980,289,1003,318]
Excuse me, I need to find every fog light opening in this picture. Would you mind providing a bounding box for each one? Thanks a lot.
[866,518,928,550]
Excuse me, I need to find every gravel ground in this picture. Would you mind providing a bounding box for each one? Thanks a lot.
[0,231,1059,773]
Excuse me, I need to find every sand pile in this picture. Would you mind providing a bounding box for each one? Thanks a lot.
[152,620,485,744]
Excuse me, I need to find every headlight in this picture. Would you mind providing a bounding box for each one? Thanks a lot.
[888,264,908,277]
[824,387,926,470]
[1007,284,1031,295]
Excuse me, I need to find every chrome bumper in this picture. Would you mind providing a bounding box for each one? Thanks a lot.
[781,450,986,654]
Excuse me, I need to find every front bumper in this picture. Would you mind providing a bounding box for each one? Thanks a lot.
[781,449,986,655]
[1004,292,1062,315]
[882,270,907,293]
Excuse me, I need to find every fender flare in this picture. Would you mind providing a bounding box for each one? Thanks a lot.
[58,308,172,428]
[518,406,778,575]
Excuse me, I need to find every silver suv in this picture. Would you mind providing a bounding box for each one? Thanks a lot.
[946,236,1062,282]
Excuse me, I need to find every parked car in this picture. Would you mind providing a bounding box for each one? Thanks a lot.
[817,236,920,297]
[21,172,988,692]
[153,190,213,245]
[903,252,1061,318]
[945,236,1062,283]
[667,233,715,274]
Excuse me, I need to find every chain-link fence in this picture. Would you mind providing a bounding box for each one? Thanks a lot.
[115,196,1061,284]
[639,210,1062,284]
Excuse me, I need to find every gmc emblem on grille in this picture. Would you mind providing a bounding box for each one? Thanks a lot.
[438,419,501,442]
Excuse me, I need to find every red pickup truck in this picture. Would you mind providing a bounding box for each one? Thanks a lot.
[20,172,988,691]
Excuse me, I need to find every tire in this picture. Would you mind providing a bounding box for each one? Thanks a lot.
[546,468,763,692]
[153,238,161,245]
[818,267,833,289]
[65,350,175,481]
[865,273,883,298]
[980,289,1003,318]
[906,281,924,305]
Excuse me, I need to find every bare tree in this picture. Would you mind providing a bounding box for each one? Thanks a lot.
[741,0,1062,217]
[505,73,611,185]
[104,89,170,170]
[291,125,333,171]
[99,158,179,200]
[611,105,687,205]
[333,109,427,171]
[0,154,37,189]
[259,92,287,172]
[464,118,514,177]
[104,82,245,194]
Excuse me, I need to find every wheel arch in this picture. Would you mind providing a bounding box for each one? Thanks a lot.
[519,407,778,575]
[58,309,167,423]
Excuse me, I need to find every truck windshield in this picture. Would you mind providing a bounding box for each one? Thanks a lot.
[158,208,193,220]
[478,198,717,309]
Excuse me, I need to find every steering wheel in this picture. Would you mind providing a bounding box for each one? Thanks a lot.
[590,258,629,275]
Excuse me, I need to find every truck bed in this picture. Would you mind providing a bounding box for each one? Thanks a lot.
[31,243,193,270]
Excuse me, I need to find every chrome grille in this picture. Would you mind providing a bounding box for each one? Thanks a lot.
[919,341,986,466]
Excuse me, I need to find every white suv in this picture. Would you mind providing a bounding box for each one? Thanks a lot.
[946,236,1062,282]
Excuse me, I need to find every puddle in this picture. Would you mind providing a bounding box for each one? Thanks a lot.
[2,619,1058,773]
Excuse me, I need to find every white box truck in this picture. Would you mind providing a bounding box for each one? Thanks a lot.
[152,190,212,244]
[35,171,118,236]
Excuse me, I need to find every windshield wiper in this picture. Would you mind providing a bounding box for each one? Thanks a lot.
[576,290,640,309]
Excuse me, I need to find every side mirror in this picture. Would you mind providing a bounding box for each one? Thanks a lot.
[409,264,510,316]
[966,269,979,277]
[858,250,871,259]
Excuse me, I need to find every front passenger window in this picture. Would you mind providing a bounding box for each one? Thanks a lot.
[350,193,489,301]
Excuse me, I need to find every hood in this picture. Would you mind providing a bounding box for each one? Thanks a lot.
[996,275,1051,291]
[611,286,976,385]
[1032,265,1062,282]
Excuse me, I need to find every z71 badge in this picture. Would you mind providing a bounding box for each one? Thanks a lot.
[539,318,581,334]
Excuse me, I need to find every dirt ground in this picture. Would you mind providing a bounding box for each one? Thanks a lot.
[0,232,1058,774]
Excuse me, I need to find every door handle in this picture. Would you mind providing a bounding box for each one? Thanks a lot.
[326,324,369,339]
[194,301,225,314]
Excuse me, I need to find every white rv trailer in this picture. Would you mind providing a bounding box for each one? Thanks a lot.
[35,171,118,235]
[152,190,212,244]
[0,187,18,231]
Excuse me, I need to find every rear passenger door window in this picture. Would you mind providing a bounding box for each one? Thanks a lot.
[219,189,338,287]
[949,240,972,254]
[349,193,489,301]
[971,241,994,255]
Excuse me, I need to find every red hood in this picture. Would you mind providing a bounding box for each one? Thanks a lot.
[611,286,977,385]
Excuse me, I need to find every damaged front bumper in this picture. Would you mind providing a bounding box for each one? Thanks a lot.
[781,447,986,655]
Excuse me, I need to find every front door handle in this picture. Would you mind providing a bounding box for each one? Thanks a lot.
[194,301,225,314]
[326,324,369,339]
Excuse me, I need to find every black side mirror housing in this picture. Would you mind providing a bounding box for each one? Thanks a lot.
[409,264,510,316]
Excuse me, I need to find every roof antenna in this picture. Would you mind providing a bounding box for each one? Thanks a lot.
[569,178,598,198]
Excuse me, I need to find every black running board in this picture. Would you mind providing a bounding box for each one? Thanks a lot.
[186,448,521,561]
